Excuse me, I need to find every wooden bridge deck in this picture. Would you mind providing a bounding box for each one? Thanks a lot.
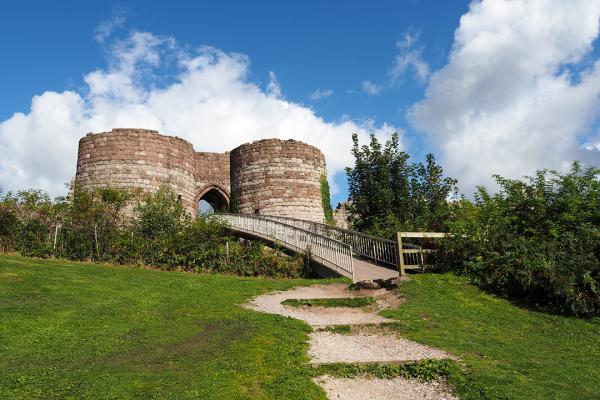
[352,258,399,281]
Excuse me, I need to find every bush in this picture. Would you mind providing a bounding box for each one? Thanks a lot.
[440,163,600,316]
[203,240,305,278]
[0,184,306,279]
[0,202,18,252]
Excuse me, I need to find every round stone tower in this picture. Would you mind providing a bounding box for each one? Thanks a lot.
[75,128,199,214]
[230,138,326,222]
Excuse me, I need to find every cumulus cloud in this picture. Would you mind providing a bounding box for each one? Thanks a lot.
[409,0,600,192]
[361,80,382,95]
[310,88,333,101]
[389,30,430,83]
[0,31,398,197]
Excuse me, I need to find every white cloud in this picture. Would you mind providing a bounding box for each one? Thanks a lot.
[361,80,382,95]
[94,7,127,43]
[360,29,429,95]
[310,88,333,100]
[266,71,282,98]
[0,31,399,197]
[389,30,430,83]
[409,0,600,193]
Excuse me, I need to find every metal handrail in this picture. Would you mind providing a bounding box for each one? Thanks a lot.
[256,214,418,267]
[215,213,354,279]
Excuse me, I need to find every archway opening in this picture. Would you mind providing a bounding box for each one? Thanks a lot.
[197,187,229,215]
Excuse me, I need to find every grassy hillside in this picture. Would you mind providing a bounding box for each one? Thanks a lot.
[0,255,335,400]
[384,274,600,400]
[2,255,599,399]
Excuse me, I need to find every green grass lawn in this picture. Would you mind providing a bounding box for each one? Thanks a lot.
[0,254,339,400]
[383,274,600,400]
[281,297,375,308]
[2,255,600,400]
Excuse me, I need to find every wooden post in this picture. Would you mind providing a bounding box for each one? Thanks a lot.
[53,224,59,253]
[226,241,230,264]
[396,232,405,276]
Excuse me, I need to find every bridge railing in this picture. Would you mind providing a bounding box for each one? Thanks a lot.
[215,213,354,279]
[257,214,419,268]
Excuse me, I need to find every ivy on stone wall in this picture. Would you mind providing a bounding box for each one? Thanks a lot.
[320,174,333,224]
[229,191,239,213]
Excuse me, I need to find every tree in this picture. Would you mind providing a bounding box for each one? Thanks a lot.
[71,186,132,260]
[134,185,190,266]
[345,132,456,237]
[411,154,458,231]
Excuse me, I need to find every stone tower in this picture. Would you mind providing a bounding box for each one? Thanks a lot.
[74,129,326,222]
[230,139,326,222]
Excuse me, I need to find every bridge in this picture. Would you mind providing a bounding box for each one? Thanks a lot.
[216,213,423,282]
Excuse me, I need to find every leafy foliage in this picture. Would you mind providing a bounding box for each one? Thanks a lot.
[440,162,600,316]
[345,132,457,238]
[0,184,305,278]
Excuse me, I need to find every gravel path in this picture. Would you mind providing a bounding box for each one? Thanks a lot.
[309,332,453,364]
[244,283,458,399]
[315,376,457,400]
[244,284,393,326]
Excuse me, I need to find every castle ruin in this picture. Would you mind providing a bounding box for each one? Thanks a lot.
[75,128,326,222]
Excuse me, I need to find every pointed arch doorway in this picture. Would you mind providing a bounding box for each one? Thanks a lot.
[195,185,230,216]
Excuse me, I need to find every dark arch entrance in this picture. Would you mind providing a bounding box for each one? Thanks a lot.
[195,185,230,215]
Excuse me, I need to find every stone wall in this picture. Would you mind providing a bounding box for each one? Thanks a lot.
[76,128,232,215]
[333,201,351,229]
[75,130,326,221]
[195,151,231,200]
[75,128,200,214]
[230,139,326,222]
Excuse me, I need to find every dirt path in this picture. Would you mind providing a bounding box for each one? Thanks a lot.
[244,284,393,325]
[315,376,457,400]
[309,331,453,364]
[245,283,458,400]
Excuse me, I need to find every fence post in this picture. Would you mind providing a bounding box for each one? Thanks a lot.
[396,232,405,276]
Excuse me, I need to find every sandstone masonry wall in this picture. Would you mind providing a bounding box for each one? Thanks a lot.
[75,130,326,221]
[230,139,326,222]
[195,151,230,198]
[75,128,231,215]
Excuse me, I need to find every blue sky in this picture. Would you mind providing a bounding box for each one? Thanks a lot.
[1,0,600,206]
[0,1,467,120]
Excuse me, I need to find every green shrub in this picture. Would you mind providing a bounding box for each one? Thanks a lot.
[440,163,600,316]
[0,202,18,252]
[223,241,306,278]
[17,219,53,258]
[0,184,305,279]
